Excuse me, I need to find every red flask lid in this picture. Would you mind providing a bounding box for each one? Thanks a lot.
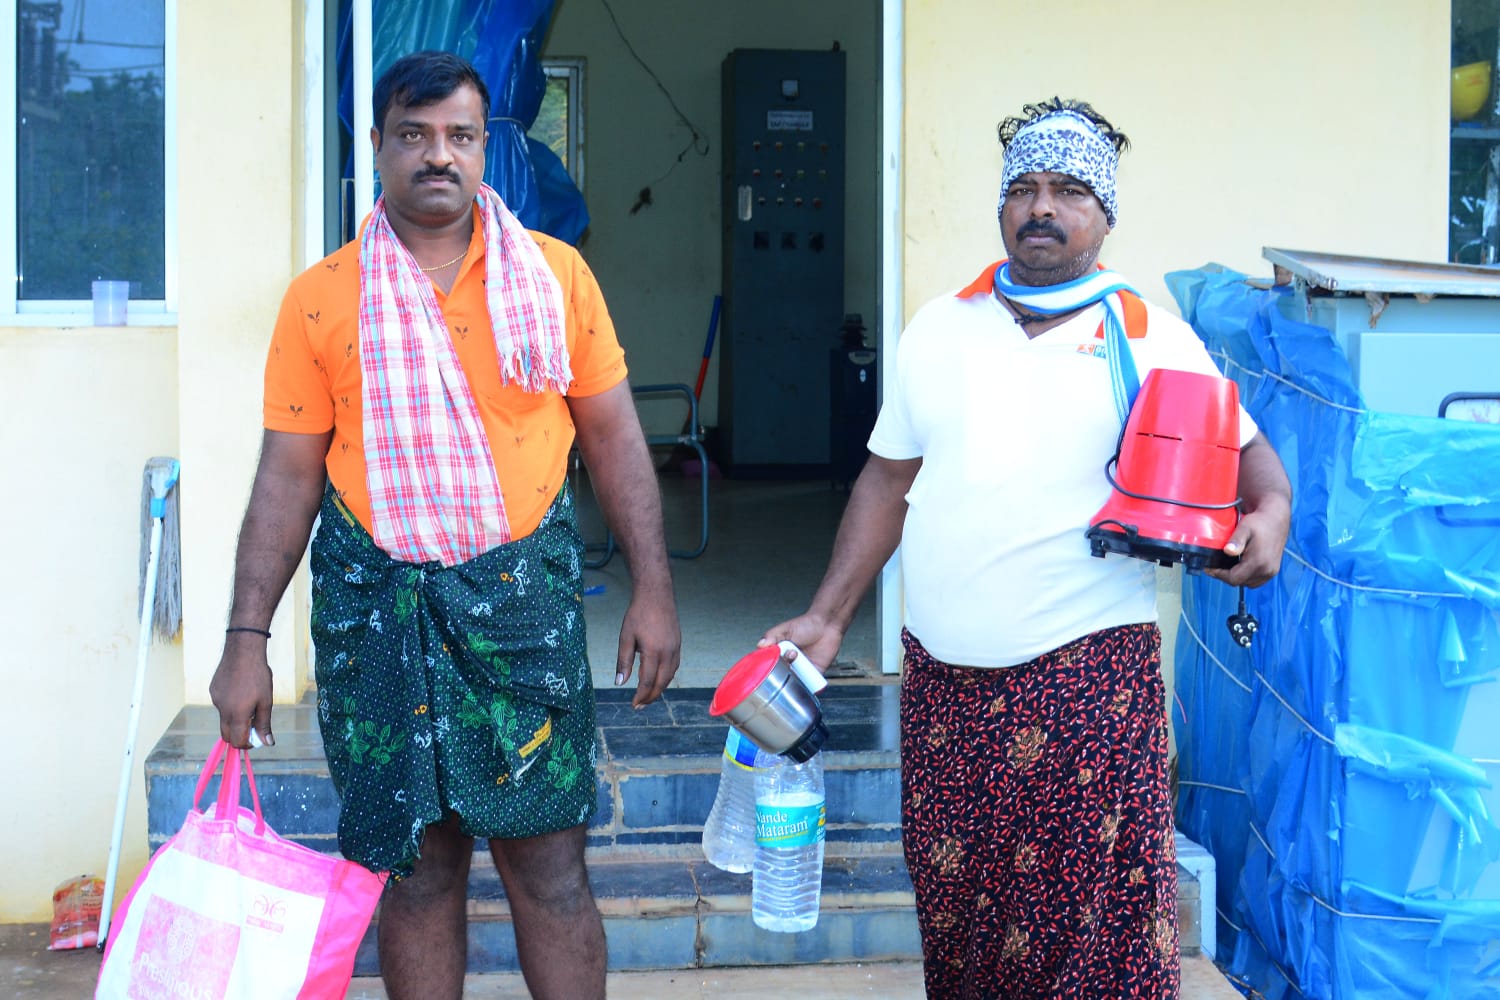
[709,646,782,717]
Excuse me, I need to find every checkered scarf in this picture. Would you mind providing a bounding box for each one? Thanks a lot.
[358,183,572,566]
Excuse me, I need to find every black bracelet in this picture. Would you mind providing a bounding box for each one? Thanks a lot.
[225,626,272,639]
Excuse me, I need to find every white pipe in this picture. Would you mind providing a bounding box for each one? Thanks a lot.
[98,516,164,947]
[353,0,374,220]
[302,0,326,265]
[878,0,904,675]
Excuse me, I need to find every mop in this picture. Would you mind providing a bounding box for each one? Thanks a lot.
[98,457,181,948]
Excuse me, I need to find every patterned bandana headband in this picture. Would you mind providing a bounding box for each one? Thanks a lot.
[997,109,1119,227]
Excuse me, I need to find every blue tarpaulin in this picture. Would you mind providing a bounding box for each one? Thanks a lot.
[336,0,588,244]
[1167,265,1500,998]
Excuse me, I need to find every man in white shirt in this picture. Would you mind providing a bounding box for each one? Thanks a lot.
[760,98,1290,999]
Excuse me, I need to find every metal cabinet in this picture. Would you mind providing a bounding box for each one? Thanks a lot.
[1266,247,1500,419]
[719,49,846,475]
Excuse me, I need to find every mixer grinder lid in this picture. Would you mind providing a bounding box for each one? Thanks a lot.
[709,645,783,717]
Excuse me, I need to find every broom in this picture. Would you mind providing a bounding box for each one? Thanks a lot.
[98,457,181,948]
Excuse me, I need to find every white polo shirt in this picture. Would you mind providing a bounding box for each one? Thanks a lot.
[869,263,1260,667]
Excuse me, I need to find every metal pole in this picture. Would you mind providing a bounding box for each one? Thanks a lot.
[1489,21,1500,264]
[353,0,374,222]
[1486,144,1500,266]
[878,0,903,675]
[302,0,325,266]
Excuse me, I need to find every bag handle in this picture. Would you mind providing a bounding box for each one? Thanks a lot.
[192,739,267,835]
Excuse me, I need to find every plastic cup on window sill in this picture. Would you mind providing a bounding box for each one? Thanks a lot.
[92,280,129,326]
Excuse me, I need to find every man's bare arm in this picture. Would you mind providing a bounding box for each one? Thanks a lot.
[759,454,921,670]
[209,428,331,747]
[568,382,681,706]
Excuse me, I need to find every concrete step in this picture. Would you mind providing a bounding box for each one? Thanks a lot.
[145,685,905,857]
[345,853,924,976]
[142,684,1203,975]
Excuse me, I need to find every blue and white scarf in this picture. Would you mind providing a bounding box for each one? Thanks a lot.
[993,263,1141,423]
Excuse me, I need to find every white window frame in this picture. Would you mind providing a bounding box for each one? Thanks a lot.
[538,57,585,192]
[0,0,178,326]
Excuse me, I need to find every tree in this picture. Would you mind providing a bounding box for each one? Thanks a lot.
[19,65,166,301]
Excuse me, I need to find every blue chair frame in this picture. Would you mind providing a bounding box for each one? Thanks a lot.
[582,383,709,568]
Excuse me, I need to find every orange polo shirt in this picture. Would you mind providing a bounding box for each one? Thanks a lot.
[263,217,627,540]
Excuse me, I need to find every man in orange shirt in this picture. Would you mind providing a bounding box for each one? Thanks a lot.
[209,51,679,1000]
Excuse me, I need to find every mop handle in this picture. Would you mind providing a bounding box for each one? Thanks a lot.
[97,515,164,948]
[693,294,723,401]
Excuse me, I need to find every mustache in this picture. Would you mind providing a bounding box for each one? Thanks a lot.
[413,167,460,183]
[1017,219,1067,242]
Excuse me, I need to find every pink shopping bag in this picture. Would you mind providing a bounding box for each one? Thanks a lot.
[96,739,386,999]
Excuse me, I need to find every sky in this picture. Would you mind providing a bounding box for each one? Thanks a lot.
[34,0,165,90]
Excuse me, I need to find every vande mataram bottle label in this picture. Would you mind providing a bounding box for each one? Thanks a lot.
[755,800,826,848]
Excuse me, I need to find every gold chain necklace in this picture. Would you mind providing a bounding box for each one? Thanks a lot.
[417,249,468,272]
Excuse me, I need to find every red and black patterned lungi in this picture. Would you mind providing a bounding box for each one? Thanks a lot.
[899,624,1178,1000]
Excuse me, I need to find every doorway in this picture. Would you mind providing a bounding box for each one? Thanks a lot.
[306,0,902,683]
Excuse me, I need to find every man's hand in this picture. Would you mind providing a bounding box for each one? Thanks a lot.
[613,585,681,708]
[757,613,843,677]
[1208,434,1292,589]
[1208,503,1290,588]
[209,635,276,749]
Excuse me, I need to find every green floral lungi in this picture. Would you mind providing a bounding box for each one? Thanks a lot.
[309,484,598,877]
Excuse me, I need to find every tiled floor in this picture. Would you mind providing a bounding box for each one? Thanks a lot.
[350,957,1249,998]
[6,918,926,998]
[3,923,1243,999]
[593,682,900,760]
[350,963,930,998]
[575,476,880,690]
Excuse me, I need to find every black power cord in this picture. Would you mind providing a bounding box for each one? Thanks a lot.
[1227,587,1259,649]
[599,0,711,202]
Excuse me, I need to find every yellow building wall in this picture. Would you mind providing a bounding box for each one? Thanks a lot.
[175,1,309,713]
[902,0,1449,311]
[0,326,183,922]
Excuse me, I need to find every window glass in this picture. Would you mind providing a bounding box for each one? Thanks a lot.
[1450,0,1498,264]
[530,59,584,187]
[16,0,165,300]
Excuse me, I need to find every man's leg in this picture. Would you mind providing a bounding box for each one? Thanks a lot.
[378,814,475,1000]
[488,823,605,1000]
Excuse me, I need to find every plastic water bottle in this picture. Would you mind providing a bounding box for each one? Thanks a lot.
[752,751,825,932]
[702,728,763,873]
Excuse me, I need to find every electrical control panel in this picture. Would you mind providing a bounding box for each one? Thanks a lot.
[719,48,846,474]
